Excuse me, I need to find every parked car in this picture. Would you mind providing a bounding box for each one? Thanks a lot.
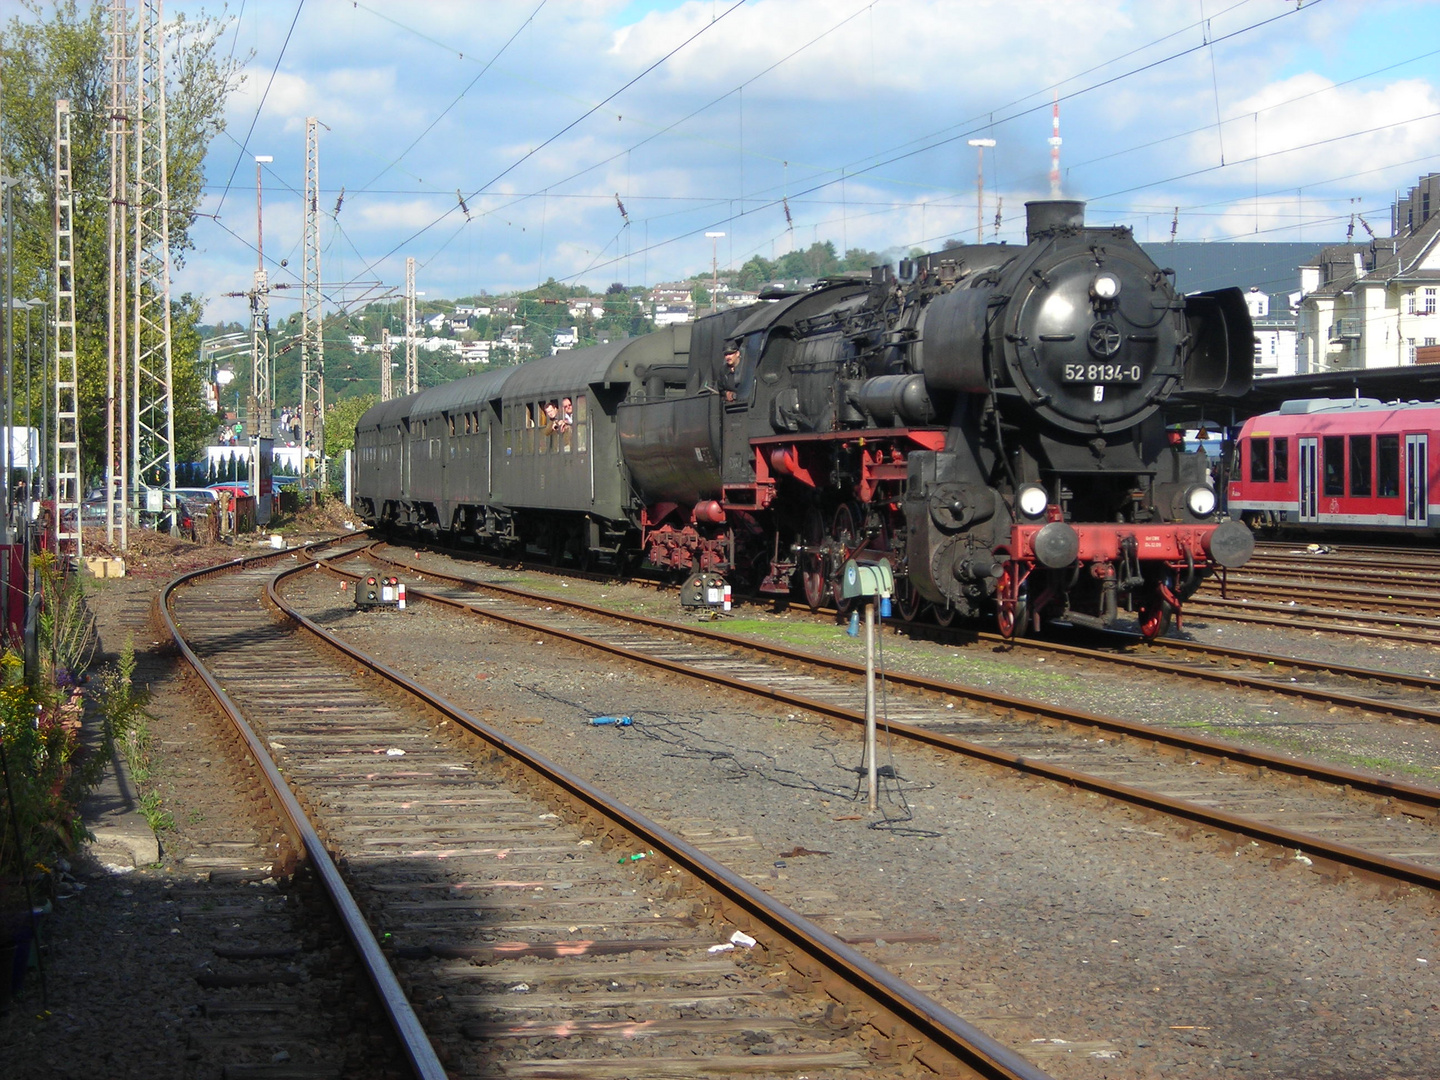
[168,486,220,505]
[207,484,250,501]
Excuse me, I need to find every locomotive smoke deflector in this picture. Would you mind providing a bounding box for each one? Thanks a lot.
[1181,286,1254,398]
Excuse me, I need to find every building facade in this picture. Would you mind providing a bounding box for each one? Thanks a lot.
[1295,173,1440,374]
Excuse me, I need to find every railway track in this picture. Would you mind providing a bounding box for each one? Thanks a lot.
[377,538,1440,729]
[341,542,1440,898]
[165,539,1045,1079]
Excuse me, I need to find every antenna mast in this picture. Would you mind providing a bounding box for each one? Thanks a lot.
[1048,91,1062,198]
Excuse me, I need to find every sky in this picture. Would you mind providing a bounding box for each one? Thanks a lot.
[165,0,1440,324]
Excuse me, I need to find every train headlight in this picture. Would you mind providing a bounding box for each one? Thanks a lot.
[1017,483,1049,519]
[1090,271,1121,303]
[1186,485,1217,517]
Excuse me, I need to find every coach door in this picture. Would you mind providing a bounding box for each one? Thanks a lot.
[1297,437,1319,523]
[1406,434,1429,528]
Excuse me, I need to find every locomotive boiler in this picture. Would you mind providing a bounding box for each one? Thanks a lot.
[354,199,1255,639]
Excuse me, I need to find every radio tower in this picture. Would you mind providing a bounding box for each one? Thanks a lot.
[105,0,130,547]
[301,117,325,484]
[380,327,393,401]
[405,257,417,395]
[1048,91,1062,198]
[132,0,175,501]
[54,100,82,560]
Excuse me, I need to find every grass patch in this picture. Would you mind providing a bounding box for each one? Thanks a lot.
[1168,718,1439,781]
[97,636,177,831]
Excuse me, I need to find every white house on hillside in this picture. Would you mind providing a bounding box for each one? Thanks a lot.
[1295,173,1440,373]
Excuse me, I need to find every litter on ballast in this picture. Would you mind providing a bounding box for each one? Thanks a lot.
[385,748,406,757]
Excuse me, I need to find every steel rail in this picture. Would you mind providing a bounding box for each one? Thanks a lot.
[266,560,1051,1080]
[330,546,1440,895]
[971,631,1440,724]
[160,536,447,1080]
[1187,596,1440,637]
[350,544,1440,810]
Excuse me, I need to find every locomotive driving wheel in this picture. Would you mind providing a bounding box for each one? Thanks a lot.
[929,601,957,627]
[893,576,923,622]
[800,507,827,614]
[831,503,860,616]
[995,561,1029,640]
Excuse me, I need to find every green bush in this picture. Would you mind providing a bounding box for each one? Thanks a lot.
[0,652,88,905]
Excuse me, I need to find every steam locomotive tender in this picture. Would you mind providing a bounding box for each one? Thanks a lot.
[354,199,1255,639]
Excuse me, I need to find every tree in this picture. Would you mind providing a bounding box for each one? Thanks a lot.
[0,1,246,479]
[324,394,377,457]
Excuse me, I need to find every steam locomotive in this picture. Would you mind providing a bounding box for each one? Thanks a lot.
[354,199,1255,639]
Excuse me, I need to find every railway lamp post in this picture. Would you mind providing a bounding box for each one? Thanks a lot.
[841,559,895,813]
[705,232,725,313]
[967,139,995,245]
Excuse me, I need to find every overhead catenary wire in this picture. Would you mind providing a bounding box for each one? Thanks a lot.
[214,0,305,218]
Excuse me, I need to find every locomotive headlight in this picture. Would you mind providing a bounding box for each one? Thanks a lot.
[1186,485,1217,517]
[1017,483,1050,519]
[1090,271,1121,303]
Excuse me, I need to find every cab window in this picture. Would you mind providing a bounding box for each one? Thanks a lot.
[1248,437,1269,483]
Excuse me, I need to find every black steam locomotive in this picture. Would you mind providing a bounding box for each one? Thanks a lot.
[354,199,1255,639]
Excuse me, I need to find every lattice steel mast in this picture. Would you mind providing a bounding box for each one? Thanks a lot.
[249,155,272,441]
[405,256,417,394]
[106,0,131,546]
[379,326,393,401]
[132,0,175,499]
[300,117,325,483]
[54,100,82,559]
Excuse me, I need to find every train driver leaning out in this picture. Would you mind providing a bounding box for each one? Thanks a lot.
[722,345,741,401]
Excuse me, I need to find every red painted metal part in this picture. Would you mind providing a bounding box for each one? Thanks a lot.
[1007,522,1219,563]
[748,427,946,505]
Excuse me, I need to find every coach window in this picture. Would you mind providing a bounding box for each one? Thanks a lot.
[1248,437,1269,483]
[1348,435,1372,497]
[1377,434,1401,497]
[1272,437,1288,483]
[1322,435,1345,497]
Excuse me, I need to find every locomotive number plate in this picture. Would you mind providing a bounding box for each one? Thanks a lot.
[1062,363,1142,383]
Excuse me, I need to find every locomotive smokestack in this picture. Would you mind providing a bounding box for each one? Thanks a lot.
[1025,199,1085,242]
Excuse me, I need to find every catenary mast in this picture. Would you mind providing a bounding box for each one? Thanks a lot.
[132,0,176,502]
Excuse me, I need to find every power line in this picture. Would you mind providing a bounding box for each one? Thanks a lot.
[356,0,546,192]
[332,0,746,299]
[214,0,304,218]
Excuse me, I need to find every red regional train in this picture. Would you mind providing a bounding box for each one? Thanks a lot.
[1228,398,1436,535]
